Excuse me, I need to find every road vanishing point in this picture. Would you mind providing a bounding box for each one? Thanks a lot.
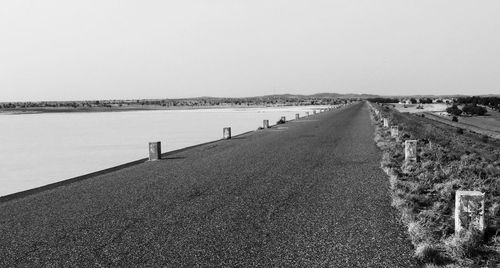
[0,102,418,267]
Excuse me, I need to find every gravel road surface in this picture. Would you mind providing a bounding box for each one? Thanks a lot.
[0,102,418,267]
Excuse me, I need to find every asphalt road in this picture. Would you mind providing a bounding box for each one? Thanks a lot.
[0,102,418,267]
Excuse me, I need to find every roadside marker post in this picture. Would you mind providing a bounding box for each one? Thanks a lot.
[455,191,485,235]
[391,126,399,138]
[404,140,418,162]
[263,120,269,129]
[295,114,300,120]
[223,127,231,139]
[148,142,161,161]
[383,118,389,128]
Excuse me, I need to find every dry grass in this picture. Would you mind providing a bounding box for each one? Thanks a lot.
[424,112,500,140]
[369,103,500,267]
[393,103,449,114]
[456,112,500,133]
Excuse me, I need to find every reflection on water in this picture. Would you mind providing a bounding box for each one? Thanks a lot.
[0,106,328,196]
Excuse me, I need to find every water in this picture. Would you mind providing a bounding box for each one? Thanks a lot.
[0,106,328,196]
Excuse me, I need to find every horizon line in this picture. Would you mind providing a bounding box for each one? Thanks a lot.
[1,93,500,103]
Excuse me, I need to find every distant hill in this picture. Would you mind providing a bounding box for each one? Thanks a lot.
[310,93,380,99]
[257,93,379,99]
[378,94,500,99]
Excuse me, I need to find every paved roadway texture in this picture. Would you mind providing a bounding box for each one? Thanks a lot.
[0,102,418,267]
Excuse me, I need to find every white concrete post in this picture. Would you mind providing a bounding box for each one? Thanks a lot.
[148,141,161,161]
[391,126,399,138]
[263,120,269,129]
[383,118,389,128]
[295,113,300,119]
[223,127,231,139]
[455,191,485,234]
[404,140,418,162]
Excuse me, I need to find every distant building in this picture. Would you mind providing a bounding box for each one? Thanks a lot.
[398,99,413,105]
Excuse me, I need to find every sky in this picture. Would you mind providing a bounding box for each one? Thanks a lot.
[1,0,499,101]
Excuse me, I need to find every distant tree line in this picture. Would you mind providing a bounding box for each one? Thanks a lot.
[418,98,434,104]
[462,104,488,115]
[455,96,500,112]
[367,98,399,103]
[446,105,462,116]
[0,96,356,110]
[446,104,488,116]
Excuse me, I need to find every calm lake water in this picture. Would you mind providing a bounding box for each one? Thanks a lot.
[0,106,328,196]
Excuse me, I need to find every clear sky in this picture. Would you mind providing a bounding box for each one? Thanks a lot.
[1,0,499,101]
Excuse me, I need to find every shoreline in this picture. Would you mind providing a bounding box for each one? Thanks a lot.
[0,103,419,267]
[0,106,340,201]
[0,104,324,115]
[0,127,260,202]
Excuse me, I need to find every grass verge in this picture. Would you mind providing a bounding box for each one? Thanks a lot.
[369,103,500,267]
